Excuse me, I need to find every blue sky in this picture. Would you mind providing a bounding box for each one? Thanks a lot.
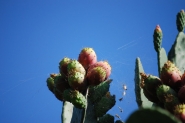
[0,1,185,123]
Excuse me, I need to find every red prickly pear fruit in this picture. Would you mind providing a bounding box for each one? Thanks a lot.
[54,74,70,101]
[78,47,97,69]
[87,66,106,86]
[67,60,86,76]
[59,57,71,77]
[68,71,86,91]
[181,72,185,86]
[156,84,177,103]
[88,61,111,79]
[178,85,185,103]
[160,61,182,91]
[174,104,185,123]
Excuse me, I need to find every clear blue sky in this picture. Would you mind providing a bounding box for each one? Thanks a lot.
[0,1,185,123]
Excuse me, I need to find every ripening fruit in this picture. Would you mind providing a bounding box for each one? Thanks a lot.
[160,61,182,90]
[67,60,86,76]
[87,61,111,79]
[68,71,86,91]
[59,57,71,77]
[78,47,97,69]
[86,66,106,86]
[178,85,185,103]
[174,104,185,123]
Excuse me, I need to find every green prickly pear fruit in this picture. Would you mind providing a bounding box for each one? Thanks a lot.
[153,25,163,52]
[156,84,177,103]
[160,61,182,91]
[142,87,160,103]
[176,9,185,32]
[63,89,73,102]
[67,60,86,76]
[78,47,97,70]
[63,89,87,109]
[88,61,111,79]
[54,74,70,101]
[178,85,185,103]
[86,66,106,86]
[164,94,180,113]
[59,57,71,77]
[94,92,116,117]
[46,73,57,93]
[174,104,185,123]
[140,73,162,100]
[68,71,86,91]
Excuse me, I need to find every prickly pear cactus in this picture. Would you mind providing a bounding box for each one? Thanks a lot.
[46,47,116,123]
[126,107,181,123]
[133,9,185,123]
[134,57,153,108]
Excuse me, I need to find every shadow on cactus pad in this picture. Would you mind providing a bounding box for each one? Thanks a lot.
[125,107,182,123]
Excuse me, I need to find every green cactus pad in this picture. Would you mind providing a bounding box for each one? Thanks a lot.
[98,114,114,123]
[115,120,124,123]
[134,57,153,107]
[168,32,185,73]
[62,101,74,123]
[125,107,182,123]
[158,48,168,76]
[176,10,185,32]
[94,94,116,117]
[89,79,112,103]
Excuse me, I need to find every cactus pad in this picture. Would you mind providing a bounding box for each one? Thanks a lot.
[125,107,182,123]
[94,94,116,117]
[98,114,114,123]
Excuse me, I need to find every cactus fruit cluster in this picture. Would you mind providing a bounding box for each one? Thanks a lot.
[46,47,117,123]
[133,10,185,123]
[140,61,185,116]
